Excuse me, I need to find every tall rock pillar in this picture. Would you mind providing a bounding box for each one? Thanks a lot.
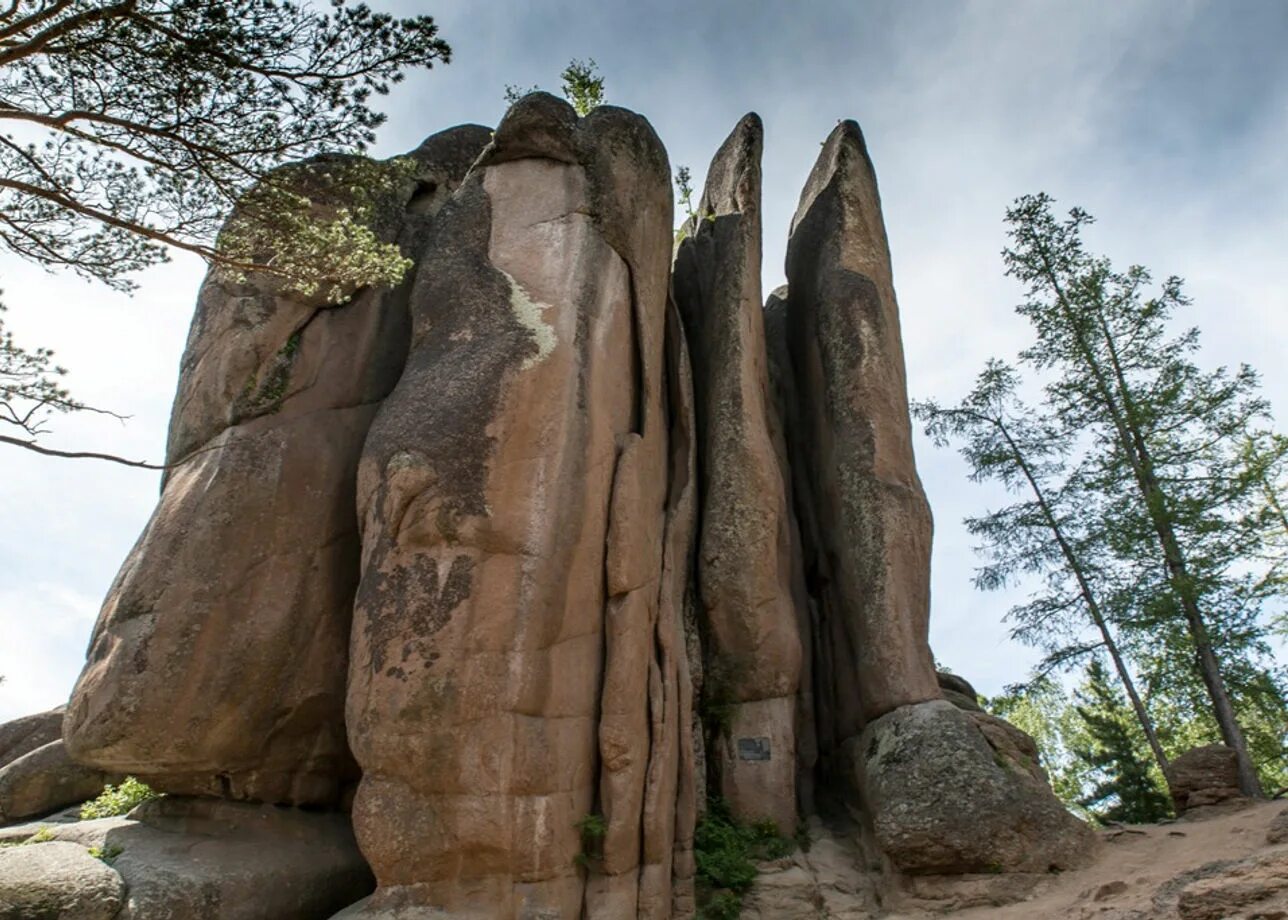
[346,94,695,919]
[672,114,809,832]
[780,120,939,758]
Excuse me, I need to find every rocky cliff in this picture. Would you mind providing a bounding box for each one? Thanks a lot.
[53,94,1094,918]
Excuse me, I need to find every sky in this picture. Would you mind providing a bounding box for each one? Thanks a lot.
[2,0,1287,721]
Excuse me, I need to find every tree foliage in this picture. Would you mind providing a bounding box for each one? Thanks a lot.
[504,57,605,116]
[1073,660,1173,824]
[0,0,451,461]
[923,193,1287,799]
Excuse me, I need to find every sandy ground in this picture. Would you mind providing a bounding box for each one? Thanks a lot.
[886,799,1288,919]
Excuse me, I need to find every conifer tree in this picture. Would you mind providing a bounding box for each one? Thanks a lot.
[1073,659,1173,824]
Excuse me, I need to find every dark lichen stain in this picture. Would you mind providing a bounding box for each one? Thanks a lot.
[358,549,474,675]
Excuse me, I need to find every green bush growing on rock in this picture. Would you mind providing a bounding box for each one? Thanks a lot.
[80,776,158,819]
[88,843,123,863]
[573,812,607,870]
[694,798,796,918]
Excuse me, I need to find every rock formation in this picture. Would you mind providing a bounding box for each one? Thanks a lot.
[63,126,491,806]
[48,99,1096,919]
[777,120,939,755]
[1166,744,1248,816]
[346,93,693,918]
[672,113,809,831]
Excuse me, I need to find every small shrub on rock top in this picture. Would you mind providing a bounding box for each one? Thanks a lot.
[80,776,158,819]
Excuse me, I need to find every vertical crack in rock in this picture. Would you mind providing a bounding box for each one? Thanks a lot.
[62,124,492,807]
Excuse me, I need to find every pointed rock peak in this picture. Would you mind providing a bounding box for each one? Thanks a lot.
[698,112,764,219]
[789,118,880,239]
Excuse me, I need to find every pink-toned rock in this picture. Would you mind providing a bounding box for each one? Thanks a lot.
[346,93,694,918]
[63,126,491,806]
[672,113,808,832]
[777,120,940,759]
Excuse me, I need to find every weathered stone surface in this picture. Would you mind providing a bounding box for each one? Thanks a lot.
[63,125,491,806]
[1175,850,1288,919]
[0,840,124,920]
[1166,744,1248,816]
[0,740,116,821]
[672,113,806,831]
[35,796,373,919]
[741,819,881,919]
[966,711,1048,785]
[1266,806,1288,845]
[0,706,63,769]
[936,671,980,703]
[778,120,940,762]
[848,700,1095,874]
[347,93,691,918]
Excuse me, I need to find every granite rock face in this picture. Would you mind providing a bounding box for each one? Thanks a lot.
[0,707,63,769]
[56,103,1100,918]
[0,841,124,920]
[0,797,372,920]
[777,120,940,762]
[346,93,693,918]
[0,740,116,821]
[63,126,491,806]
[672,113,808,832]
[1166,744,1248,816]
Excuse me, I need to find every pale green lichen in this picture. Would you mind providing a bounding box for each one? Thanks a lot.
[499,268,556,369]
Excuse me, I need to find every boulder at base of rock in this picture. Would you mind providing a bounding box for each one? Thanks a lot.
[1166,744,1248,816]
[0,840,124,920]
[0,707,63,768]
[846,699,1095,874]
[0,740,116,821]
[33,796,373,919]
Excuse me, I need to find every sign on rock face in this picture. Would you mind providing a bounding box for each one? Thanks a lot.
[58,94,1095,920]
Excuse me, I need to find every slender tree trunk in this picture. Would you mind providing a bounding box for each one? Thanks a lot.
[1038,256,1263,797]
[995,418,1171,777]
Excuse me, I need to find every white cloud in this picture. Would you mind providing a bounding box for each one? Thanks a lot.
[2,0,1284,717]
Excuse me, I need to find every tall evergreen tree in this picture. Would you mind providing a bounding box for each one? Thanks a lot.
[915,362,1171,777]
[999,193,1287,796]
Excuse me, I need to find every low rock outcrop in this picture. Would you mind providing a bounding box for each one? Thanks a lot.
[1166,744,1249,817]
[0,841,123,920]
[0,740,116,822]
[847,700,1095,875]
[0,707,63,768]
[0,797,372,919]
